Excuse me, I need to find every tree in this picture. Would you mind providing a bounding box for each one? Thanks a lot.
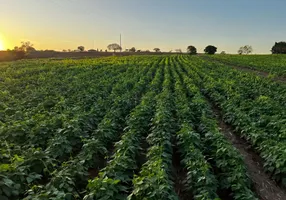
[19,41,36,52]
[175,49,182,53]
[107,43,122,52]
[153,48,160,53]
[11,41,36,60]
[187,45,197,55]
[221,51,226,54]
[238,45,253,55]
[204,45,217,55]
[245,45,252,54]
[271,42,286,54]
[78,46,85,52]
[136,50,141,53]
[13,46,20,51]
[129,47,136,52]
[88,49,97,52]
[11,48,26,60]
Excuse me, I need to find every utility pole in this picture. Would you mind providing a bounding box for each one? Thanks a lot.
[120,34,122,52]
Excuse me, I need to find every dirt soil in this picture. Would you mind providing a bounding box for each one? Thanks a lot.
[172,140,193,200]
[211,104,286,200]
[201,56,286,83]
[88,168,99,179]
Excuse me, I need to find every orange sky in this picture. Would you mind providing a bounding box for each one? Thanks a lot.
[0,32,6,50]
[1,1,286,53]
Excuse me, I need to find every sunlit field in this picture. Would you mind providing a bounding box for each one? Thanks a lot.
[1,55,286,200]
[1,1,286,200]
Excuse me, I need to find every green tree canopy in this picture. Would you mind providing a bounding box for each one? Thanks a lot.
[204,45,217,55]
[187,45,197,55]
[271,42,286,54]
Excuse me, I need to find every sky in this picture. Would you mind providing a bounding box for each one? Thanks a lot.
[0,0,286,53]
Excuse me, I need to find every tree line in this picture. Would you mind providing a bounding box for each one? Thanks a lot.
[187,42,286,55]
[3,41,286,61]
[77,41,286,55]
[75,44,161,53]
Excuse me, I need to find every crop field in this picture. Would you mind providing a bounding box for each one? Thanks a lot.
[0,55,286,200]
[210,54,286,77]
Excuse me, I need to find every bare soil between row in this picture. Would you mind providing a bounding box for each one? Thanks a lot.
[210,103,286,200]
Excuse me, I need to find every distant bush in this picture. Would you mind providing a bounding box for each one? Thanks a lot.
[12,50,26,60]
[3,41,36,60]
[78,46,85,52]
[44,50,56,53]
[129,47,136,52]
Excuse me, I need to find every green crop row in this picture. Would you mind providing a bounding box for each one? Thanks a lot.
[177,56,258,200]
[186,55,286,181]
[210,54,286,77]
[128,58,179,200]
[23,58,161,199]
[1,55,284,200]
[0,56,163,200]
[172,61,219,200]
[182,56,286,186]
[83,64,164,200]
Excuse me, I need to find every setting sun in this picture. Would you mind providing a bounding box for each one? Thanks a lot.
[0,40,4,50]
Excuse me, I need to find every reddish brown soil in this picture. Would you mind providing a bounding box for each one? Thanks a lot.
[211,104,286,200]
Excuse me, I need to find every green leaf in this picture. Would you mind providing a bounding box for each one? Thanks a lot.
[0,195,9,200]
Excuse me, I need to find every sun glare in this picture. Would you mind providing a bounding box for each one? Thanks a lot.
[0,40,4,50]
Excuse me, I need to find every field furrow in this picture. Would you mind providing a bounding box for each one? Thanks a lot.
[171,59,219,200]
[0,55,285,200]
[128,58,179,200]
[177,56,258,200]
[83,62,164,200]
[181,56,286,186]
[23,58,162,199]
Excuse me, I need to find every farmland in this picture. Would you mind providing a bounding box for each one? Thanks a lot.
[0,55,286,200]
[209,54,286,77]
